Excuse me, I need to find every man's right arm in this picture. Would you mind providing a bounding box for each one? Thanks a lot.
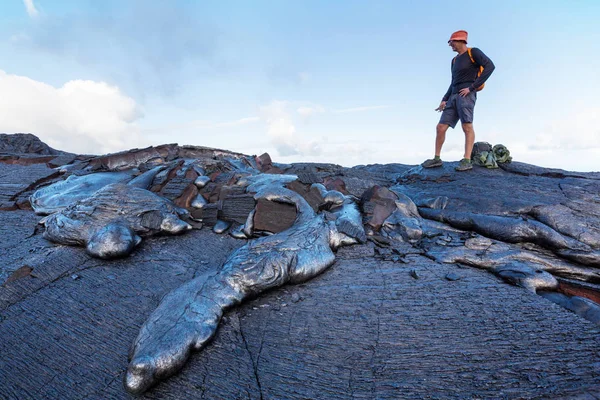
[442,58,453,102]
[436,86,450,111]
[442,84,452,102]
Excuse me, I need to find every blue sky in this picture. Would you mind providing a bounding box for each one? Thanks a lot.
[1,1,599,171]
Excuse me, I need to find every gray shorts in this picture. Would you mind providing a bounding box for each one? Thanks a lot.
[439,91,477,128]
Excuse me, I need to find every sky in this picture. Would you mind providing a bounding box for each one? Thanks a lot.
[0,1,599,171]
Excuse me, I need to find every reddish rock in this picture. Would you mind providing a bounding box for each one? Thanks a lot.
[263,166,283,175]
[253,198,297,233]
[0,202,17,211]
[255,153,273,172]
[174,183,199,209]
[0,155,58,166]
[15,196,33,210]
[0,155,18,165]
[5,265,34,284]
[184,166,200,180]
[361,185,399,230]
[197,173,242,205]
[201,182,222,204]
[324,177,348,194]
[151,161,185,192]
[286,180,325,212]
[209,171,221,182]
[559,281,600,305]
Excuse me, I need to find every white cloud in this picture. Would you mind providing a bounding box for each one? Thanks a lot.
[297,105,326,118]
[257,101,400,162]
[332,105,392,114]
[259,100,321,157]
[531,108,600,151]
[21,3,223,97]
[213,117,260,128]
[296,103,392,119]
[0,70,147,155]
[141,117,260,136]
[23,0,39,18]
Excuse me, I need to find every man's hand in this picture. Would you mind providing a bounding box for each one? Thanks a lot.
[435,101,447,112]
[459,88,471,97]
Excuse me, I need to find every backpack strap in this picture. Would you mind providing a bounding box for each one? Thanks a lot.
[467,47,475,64]
[467,47,485,90]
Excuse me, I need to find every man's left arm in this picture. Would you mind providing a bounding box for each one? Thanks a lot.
[468,48,495,92]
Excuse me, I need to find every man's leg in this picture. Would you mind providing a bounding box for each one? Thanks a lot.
[435,123,450,157]
[423,96,457,168]
[422,123,450,168]
[455,122,475,171]
[461,123,475,159]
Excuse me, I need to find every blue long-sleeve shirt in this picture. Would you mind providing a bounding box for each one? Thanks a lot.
[442,47,495,102]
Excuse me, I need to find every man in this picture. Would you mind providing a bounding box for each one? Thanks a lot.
[422,30,495,171]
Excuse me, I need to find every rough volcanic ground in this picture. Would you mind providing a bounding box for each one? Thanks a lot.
[1,135,600,399]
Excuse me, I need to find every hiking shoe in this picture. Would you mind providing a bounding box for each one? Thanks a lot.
[421,158,443,168]
[455,158,473,171]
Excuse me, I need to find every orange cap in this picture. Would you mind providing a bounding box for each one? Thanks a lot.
[448,30,468,43]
